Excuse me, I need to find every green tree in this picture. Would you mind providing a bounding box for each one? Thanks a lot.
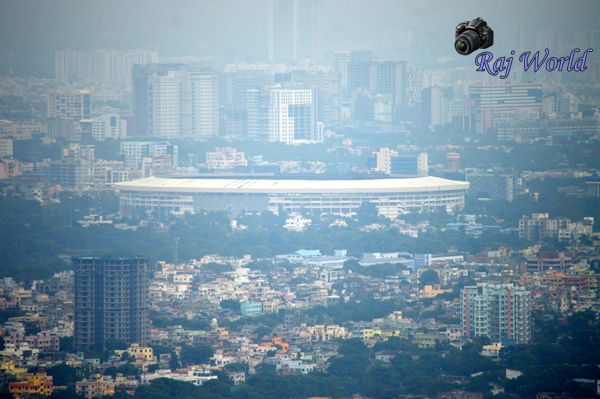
[180,345,214,366]
[418,269,440,287]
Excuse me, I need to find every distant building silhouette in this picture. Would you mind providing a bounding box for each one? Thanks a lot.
[269,0,320,63]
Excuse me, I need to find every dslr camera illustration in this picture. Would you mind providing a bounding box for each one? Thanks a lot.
[455,17,494,55]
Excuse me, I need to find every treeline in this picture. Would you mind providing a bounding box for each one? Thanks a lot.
[0,193,523,281]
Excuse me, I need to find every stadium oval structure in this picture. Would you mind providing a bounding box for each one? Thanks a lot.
[114,176,469,219]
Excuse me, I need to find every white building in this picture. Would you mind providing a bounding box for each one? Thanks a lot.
[91,114,127,141]
[134,65,218,139]
[55,49,158,87]
[142,369,217,386]
[373,147,428,177]
[0,138,13,158]
[205,147,247,170]
[284,213,312,231]
[189,70,219,139]
[115,176,469,219]
[119,141,178,170]
[150,69,185,139]
[268,88,316,144]
[461,283,532,344]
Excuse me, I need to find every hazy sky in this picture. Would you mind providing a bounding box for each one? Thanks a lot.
[1,0,599,75]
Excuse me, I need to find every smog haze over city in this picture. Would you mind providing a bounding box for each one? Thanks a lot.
[0,1,600,398]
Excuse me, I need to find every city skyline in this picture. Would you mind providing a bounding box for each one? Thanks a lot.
[1,1,600,398]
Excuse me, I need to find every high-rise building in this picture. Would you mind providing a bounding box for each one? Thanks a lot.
[422,86,452,128]
[246,88,270,140]
[269,0,319,63]
[469,83,543,133]
[289,68,340,125]
[586,174,600,197]
[374,61,407,105]
[120,141,178,170]
[518,213,592,242]
[47,90,92,121]
[334,50,372,89]
[0,138,13,158]
[294,0,319,61]
[446,153,460,172]
[91,114,127,141]
[466,173,514,202]
[373,147,428,177]
[50,144,95,189]
[461,283,532,344]
[406,65,423,106]
[55,49,158,87]
[219,70,272,139]
[132,65,218,139]
[189,70,219,138]
[268,87,316,143]
[74,257,149,352]
[148,68,186,139]
[50,159,88,189]
[133,64,177,137]
[390,153,428,177]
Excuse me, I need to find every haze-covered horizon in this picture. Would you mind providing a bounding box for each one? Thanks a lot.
[1,0,599,76]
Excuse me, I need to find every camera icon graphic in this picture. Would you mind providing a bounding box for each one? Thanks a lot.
[455,17,494,55]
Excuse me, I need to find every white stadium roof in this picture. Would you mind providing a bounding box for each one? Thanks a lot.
[114,176,469,194]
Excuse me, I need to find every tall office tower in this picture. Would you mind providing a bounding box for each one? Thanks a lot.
[269,0,295,63]
[374,61,407,105]
[55,49,158,87]
[268,87,316,143]
[469,83,543,134]
[189,70,219,139]
[461,283,532,344]
[421,86,452,128]
[334,50,372,90]
[294,0,319,61]
[133,65,218,139]
[591,60,600,86]
[246,88,270,140]
[344,59,418,109]
[133,64,184,137]
[269,0,320,63]
[290,68,340,125]
[347,59,374,93]
[219,70,273,139]
[74,257,149,352]
[150,68,186,139]
[47,90,92,121]
[405,65,423,106]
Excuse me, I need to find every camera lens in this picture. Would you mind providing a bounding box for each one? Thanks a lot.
[454,30,482,55]
[455,39,468,54]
